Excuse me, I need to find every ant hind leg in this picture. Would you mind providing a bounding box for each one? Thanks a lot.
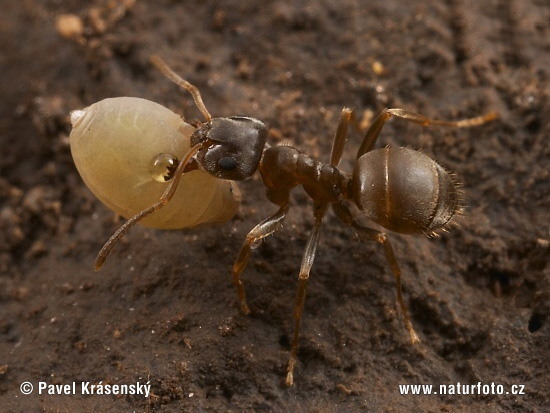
[357,108,497,158]
[329,108,353,167]
[332,202,420,345]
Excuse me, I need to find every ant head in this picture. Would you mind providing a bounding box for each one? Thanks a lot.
[191,116,268,180]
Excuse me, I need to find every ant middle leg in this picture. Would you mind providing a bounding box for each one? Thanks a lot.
[286,202,328,387]
[357,108,498,158]
[332,202,420,345]
[285,109,359,385]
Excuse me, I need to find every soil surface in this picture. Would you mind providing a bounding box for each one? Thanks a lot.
[1,1,548,411]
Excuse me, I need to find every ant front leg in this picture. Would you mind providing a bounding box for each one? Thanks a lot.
[357,108,498,158]
[231,198,290,315]
[332,202,420,345]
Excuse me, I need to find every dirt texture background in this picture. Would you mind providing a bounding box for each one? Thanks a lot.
[1,0,549,411]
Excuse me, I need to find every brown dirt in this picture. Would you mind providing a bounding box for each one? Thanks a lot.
[1,1,548,411]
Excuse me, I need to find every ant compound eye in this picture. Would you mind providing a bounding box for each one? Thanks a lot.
[148,153,178,182]
[218,156,238,171]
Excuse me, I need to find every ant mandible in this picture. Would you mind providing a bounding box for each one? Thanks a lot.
[94,56,496,386]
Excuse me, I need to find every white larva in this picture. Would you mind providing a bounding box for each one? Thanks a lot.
[69,96,241,229]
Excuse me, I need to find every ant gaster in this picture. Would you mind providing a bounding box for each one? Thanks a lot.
[95,56,496,386]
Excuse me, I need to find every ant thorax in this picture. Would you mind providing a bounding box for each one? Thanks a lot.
[259,145,349,203]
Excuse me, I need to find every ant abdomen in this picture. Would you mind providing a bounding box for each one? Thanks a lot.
[352,147,460,235]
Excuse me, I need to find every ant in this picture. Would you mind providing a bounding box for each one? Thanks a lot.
[93,56,496,386]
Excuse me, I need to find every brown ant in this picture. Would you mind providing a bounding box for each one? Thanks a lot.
[93,56,496,386]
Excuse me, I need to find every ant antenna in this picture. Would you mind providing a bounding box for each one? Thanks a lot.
[94,142,204,271]
[150,55,212,122]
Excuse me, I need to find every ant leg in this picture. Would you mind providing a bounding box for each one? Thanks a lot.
[332,202,420,345]
[94,143,202,271]
[284,109,351,384]
[357,108,498,158]
[330,108,353,167]
[231,202,290,315]
[150,55,212,122]
[286,202,328,387]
